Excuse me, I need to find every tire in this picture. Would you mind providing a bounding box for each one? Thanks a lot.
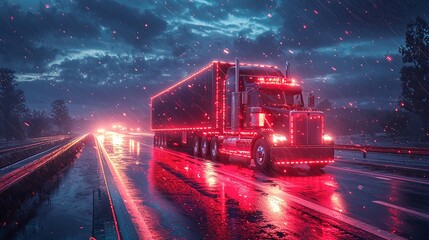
[210,136,229,162]
[308,163,327,170]
[163,134,168,148]
[201,136,210,159]
[210,136,220,161]
[192,136,201,157]
[153,134,158,147]
[253,139,271,172]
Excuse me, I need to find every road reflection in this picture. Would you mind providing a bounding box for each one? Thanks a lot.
[99,133,358,239]
[150,147,349,239]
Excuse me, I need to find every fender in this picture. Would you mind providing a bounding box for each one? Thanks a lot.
[251,130,274,158]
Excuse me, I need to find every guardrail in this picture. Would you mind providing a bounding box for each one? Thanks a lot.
[0,134,88,194]
[334,144,429,158]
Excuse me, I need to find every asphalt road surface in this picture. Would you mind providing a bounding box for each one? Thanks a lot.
[96,132,429,239]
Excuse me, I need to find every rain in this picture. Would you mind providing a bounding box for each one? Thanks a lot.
[1,0,429,239]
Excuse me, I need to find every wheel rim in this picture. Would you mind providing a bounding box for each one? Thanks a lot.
[193,139,199,155]
[202,140,207,155]
[255,145,265,165]
[211,141,218,158]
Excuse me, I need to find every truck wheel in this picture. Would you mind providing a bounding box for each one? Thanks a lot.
[308,163,327,170]
[192,136,201,157]
[210,136,229,162]
[201,136,210,159]
[153,134,158,147]
[210,136,220,161]
[162,134,168,148]
[253,139,271,172]
[155,134,161,147]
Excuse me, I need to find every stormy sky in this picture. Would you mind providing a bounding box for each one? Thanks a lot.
[1,0,428,127]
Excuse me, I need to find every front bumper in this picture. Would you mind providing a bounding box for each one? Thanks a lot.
[270,145,334,165]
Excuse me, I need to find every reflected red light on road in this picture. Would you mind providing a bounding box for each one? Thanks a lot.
[204,162,217,188]
[268,196,283,213]
[147,146,346,239]
[331,193,345,213]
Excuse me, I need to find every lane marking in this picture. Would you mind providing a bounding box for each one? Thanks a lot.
[373,201,429,220]
[375,177,391,181]
[328,165,429,186]
[335,157,429,173]
[141,141,404,240]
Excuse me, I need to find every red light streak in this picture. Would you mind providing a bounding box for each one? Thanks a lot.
[220,148,251,158]
[215,62,220,129]
[152,126,214,132]
[256,77,299,86]
[274,160,334,165]
[151,62,213,99]
[290,115,294,145]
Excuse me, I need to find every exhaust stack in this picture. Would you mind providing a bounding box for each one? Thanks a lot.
[285,61,290,79]
[231,58,240,132]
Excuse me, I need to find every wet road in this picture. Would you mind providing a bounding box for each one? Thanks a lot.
[97,132,429,239]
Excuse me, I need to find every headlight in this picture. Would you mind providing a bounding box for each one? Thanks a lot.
[273,134,287,144]
[323,134,333,142]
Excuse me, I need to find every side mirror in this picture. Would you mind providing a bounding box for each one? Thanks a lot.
[308,93,315,108]
[241,91,248,105]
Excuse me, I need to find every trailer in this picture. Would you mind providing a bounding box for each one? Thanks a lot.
[151,60,334,172]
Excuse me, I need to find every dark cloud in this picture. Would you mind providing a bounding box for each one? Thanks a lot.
[76,0,167,48]
[277,0,429,49]
[1,0,426,119]
[229,0,278,12]
[0,2,99,71]
[52,54,137,85]
[233,30,284,63]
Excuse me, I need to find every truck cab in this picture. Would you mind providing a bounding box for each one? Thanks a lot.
[221,64,334,172]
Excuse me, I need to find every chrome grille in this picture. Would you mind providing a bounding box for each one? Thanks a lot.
[291,112,323,145]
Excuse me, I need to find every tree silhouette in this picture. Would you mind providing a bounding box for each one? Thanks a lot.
[399,17,429,137]
[0,68,27,140]
[51,99,71,134]
[26,110,50,138]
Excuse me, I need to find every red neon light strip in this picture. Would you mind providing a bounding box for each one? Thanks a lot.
[151,62,214,99]
[152,61,279,100]
[274,160,334,165]
[223,131,257,136]
[220,149,251,158]
[321,114,325,141]
[290,115,294,145]
[152,126,214,132]
[216,61,278,69]
[215,62,219,129]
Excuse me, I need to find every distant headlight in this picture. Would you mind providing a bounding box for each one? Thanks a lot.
[273,134,287,144]
[323,134,333,142]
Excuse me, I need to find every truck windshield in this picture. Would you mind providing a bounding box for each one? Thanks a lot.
[259,89,303,107]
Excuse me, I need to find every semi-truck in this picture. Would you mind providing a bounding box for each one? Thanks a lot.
[151,59,334,172]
